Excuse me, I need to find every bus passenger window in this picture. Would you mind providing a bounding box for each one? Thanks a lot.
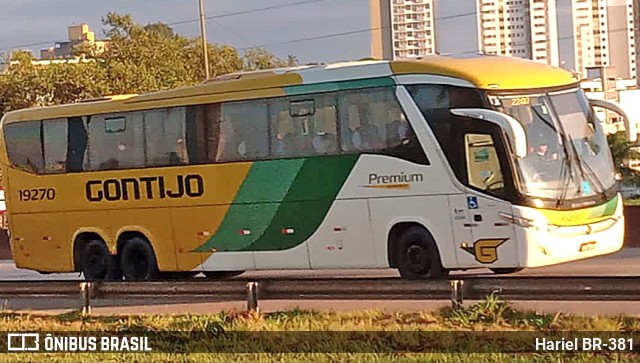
[341,97,372,152]
[43,119,68,174]
[144,107,189,167]
[338,87,429,164]
[4,121,44,174]
[309,99,338,155]
[85,112,145,171]
[216,117,238,162]
[270,94,338,158]
[218,101,269,162]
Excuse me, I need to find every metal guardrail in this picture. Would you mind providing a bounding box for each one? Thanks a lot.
[0,276,639,315]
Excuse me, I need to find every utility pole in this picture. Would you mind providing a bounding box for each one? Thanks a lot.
[199,0,210,79]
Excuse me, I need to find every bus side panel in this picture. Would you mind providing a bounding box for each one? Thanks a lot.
[110,208,177,272]
[10,212,74,271]
[307,199,377,269]
[326,153,461,269]
[171,205,227,272]
[369,196,458,269]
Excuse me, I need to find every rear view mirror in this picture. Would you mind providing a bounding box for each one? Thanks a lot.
[450,108,528,158]
[588,99,637,143]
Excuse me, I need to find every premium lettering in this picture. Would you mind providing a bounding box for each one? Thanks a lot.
[86,175,204,202]
[368,172,424,185]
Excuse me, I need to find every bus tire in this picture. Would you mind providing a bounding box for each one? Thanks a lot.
[490,267,524,275]
[397,227,449,280]
[120,237,160,280]
[82,240,114,281]
[203,271,245,279]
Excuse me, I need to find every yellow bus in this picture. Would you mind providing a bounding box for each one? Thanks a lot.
[0,55,633,280]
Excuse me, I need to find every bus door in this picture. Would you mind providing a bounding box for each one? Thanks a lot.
[455,125,519,268]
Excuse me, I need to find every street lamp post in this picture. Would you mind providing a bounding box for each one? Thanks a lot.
[199,0,210,80]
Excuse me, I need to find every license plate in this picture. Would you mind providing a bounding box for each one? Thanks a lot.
[579,241,596,252]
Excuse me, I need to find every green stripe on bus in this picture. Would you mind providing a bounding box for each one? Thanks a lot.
[194,159,304,252]
[600,194,619,217]
[194,155,359,253]
[233,159,305,204]
[284,77,395,96]
[242,154,359,251]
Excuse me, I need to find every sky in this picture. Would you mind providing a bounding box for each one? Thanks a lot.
[0,0,575,67]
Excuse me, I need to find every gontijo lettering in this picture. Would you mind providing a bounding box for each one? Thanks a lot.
[86,174,204,202]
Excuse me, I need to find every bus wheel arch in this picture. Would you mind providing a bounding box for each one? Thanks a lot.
[117,232,160,280]
[387,222,449,280]
[73,232,118,280]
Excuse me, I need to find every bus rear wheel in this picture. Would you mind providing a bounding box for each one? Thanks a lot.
[490,268,524,275]
[203,271,245,279]
[396,227,449,280]
[120,237,160,280]
[82,240,114,280]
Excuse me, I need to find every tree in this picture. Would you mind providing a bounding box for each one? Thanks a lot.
[243,47,287,71]
[0,13,292,118]
[608,132,640,186]
[144,22,175,38]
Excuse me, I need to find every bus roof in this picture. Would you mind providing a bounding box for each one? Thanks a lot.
[2,54,579,124]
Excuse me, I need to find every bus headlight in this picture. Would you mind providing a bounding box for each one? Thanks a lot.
[499,212,549,231]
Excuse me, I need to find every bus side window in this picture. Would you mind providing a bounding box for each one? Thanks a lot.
[337,87,428,165]
[3,121,44,174]
[406,84,486,173]
[465,133,506,196]
[218,100,269,162]
[307,97,338,155]
[144,107,189,167]
[269,95,338,158]
[85,113,145,171]
[339,89,391,153]
[42,119,68,174]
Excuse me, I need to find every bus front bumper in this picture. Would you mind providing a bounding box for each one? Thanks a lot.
[517,213,625,268]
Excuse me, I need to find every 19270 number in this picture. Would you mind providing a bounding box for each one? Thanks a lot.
[18,188,56,201]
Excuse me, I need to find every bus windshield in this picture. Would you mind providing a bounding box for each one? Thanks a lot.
[492,89,615,204]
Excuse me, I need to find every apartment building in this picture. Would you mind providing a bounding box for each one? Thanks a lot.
[40,23,109,60]
[572,0,636,80]
[476,0,559,66]
[370,0,437,60]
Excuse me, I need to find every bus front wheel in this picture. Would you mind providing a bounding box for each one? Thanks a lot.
[396,227,449,280]
[120,237,160,280]
[82,240,114,281]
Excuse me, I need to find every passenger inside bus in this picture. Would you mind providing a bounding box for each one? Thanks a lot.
[312,131,337,154]
[386,113,428,164]
[216,117,238,161]
[282,128,314,157]
[351,105,384,151]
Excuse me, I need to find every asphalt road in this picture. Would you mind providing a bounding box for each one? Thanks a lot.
[2,248,639,281]
[0,249,639,315]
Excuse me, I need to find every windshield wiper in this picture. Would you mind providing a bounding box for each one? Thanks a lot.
[566,137,608,200]
[530,107,574,207]
[555,150,572,208]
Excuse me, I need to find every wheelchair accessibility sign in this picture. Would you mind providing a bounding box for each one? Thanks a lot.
[467,196,479,209]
